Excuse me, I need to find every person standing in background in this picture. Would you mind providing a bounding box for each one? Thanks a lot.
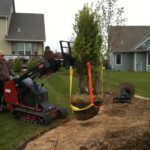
[0,50,15,108]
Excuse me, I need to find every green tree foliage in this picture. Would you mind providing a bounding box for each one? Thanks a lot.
[27,58,39,70]
[12,58,22,73]
[96,0,126,90]
[96,0,126,51]
[73,4,102,94]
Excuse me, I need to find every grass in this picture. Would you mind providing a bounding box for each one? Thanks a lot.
[103,70,150,97]
[0,69,149,150]
[0,68,77,150]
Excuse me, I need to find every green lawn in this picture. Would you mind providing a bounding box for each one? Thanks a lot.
[0,68,76,150]
[0,69,149,150]
[103,71,150,97]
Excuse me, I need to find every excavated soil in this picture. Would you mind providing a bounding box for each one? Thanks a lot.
[24,93,150,150]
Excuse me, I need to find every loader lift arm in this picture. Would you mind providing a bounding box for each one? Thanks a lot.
[18,59,61,82]
[59,40,74,68]
[2,41,74,125]
[17,40,74,83]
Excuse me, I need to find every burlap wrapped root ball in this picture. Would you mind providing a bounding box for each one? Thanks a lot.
[71,94,102,121]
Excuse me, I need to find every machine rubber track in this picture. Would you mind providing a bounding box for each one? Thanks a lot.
[12,107,51,125]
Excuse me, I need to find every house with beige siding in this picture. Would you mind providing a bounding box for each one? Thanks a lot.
[109,26,150,72]
[0,0,45,58]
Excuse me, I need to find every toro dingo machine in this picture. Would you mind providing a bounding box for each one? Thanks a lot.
[0,41,73,125]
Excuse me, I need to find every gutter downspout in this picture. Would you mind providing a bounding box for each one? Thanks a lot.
[5,16,8,35]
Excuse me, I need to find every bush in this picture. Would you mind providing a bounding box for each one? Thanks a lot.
[12,58,22,73]
[27,58,39,70]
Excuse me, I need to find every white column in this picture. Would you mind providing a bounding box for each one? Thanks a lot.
[134,52,137,71]
[146,52,148,71]
[113,53,115,70]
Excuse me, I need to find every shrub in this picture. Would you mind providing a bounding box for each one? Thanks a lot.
[27,58,39,70]
[12,58,22,73]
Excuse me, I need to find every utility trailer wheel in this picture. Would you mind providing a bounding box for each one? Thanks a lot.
[58,108,67,118]
[37,115,51,125]
[12,110,22,121]
[37,117,46,125]
[116,82,135,98]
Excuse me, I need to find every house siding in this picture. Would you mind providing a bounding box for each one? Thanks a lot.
[135,52,146,72]
[146,66,150,71]
[0,18,11,54]
[37,42,44,55]
[111,52,149,72]
[147,66,150,71]
[112,52,134,71]
[109,53,114,70]
[122,53,134,71]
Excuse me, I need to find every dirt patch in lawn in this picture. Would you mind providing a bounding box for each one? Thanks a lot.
[24,93,150,150]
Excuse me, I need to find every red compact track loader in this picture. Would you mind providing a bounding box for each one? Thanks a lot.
[0,41,74,125]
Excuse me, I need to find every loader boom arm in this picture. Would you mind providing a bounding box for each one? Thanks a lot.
[17,40,74,83]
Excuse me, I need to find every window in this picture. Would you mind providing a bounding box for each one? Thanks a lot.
[33,43,38,55]
[12,42,38,55]
[148,53,150,65]
[25,43,32,55]
[12,42,24,55]
[116,53,121,65]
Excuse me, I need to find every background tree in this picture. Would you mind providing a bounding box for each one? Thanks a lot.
[96,0,127,90]
[96,0,126,51]
[73,4,102,94]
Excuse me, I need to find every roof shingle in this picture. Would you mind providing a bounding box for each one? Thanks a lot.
[0,0,14,16]
[6,13,46,41]
[109,26,150,52]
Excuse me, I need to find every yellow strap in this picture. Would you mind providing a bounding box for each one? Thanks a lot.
[70,103,94,111]
[69,66,73,97]
[69,65,96,112]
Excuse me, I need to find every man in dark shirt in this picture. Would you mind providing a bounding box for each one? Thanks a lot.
[0,50,15,108]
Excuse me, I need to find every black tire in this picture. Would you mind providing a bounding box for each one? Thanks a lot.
[116,82,135,98]
[37,115,51,125]
[58,108,67,118]
[37,117,45,125]
[12,110,22,121]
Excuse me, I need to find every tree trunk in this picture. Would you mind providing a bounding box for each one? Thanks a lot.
[78,75,87,94]
[93,73,100,95]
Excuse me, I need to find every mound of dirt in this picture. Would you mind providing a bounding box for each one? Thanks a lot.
[24,93,150,150]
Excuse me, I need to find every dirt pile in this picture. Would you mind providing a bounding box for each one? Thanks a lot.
[24,93,150,150]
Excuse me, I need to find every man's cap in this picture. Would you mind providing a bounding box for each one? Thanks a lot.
[0,50,4,55]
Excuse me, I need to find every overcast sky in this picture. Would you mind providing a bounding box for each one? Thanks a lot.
[14,0,150,51]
